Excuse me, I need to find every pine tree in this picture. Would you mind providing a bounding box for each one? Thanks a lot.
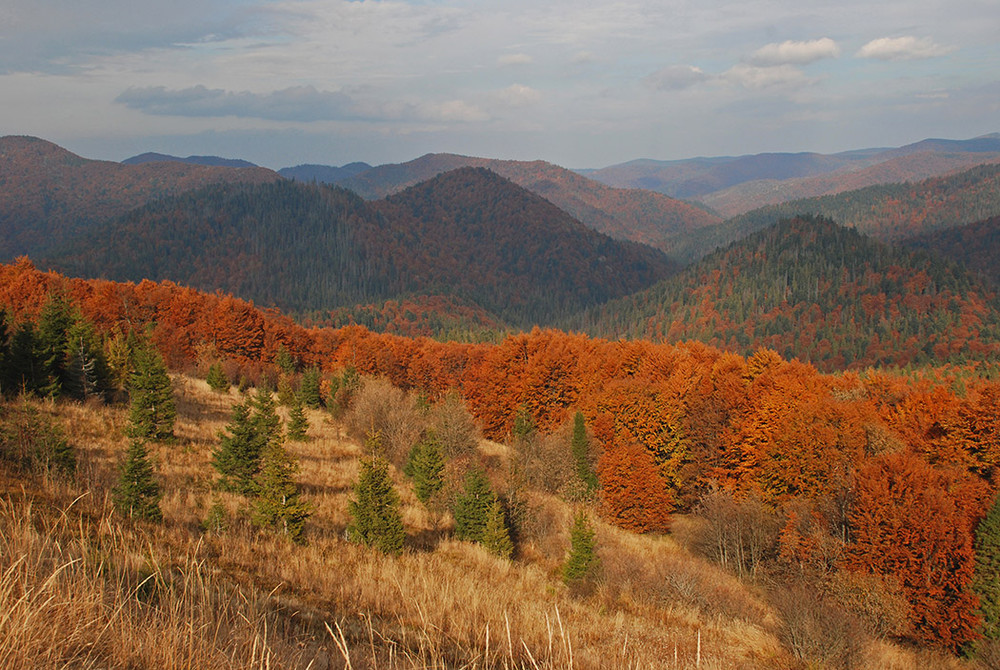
[212,401,261,495]
[251,439,311,543]
[974,493,1000,643]
[249,387,282,453]
[206,362,229,393]
[347,456,405,555]
[6,322,42,395]
[127,343,175,441]
[406,433,445,504]
[563,511,599,586]
[35,291,74,398]
[275,344,296,375]
[453,469,496,543]
[481,499,514,559]
[299,367,322,408]
[287,396,309,441]
[112,440,162,522]
[570,411,598,492]
[63,316,109,402]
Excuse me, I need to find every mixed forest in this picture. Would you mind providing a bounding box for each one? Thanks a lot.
[4,133,1000,669]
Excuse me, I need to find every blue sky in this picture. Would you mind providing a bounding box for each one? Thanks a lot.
[2,0,997,169]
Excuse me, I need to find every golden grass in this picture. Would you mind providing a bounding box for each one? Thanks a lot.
[0,375,984,669]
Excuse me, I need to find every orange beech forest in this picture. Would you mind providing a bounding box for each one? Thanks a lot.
[3,256,1000,652]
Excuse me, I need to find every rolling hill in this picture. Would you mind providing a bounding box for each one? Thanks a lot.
[336,153,720,253]
[570,216,1000,371]
[901,215,1000,287]
[583,134,1000,216]
[41,168,676,326]
[0,136,281,260]
[668,162,1000,264]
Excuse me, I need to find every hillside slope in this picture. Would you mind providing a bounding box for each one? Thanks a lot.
[670,163,1000,264]
[901,215,1000,287]
[572,216,1000,371]
[338,153,720,253]
[42,168,675,326]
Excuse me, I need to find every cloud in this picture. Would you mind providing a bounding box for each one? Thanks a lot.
[498,53,533,66]
[493,84,542,106]
[749,38,840,66]
[723,64,815,90]
[856,36,956,61]
[116,84,487,123]
[644,65,710,91]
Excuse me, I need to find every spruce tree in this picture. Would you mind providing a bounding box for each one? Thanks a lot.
[286,396,309,441]
[6,322,42,395]
[563,511,599,586]
[453,469,496,543]
[206,362,229,393]
[249,387,283,454]
[212,401,261,495]
[975,494,1000,643]
[571,411,598,492]
[347,456,405,555]
[299,367,322,408]
[0,310,9,394]
[127,343,175,441]
[35,291,74,398]
[112,440,162,522]
[251,439,311,542]
[63,316,110,402]
[406,433,445,504]
[481,499,514,559]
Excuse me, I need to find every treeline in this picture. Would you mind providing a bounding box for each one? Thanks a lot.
[570,216,1000,371]
[42,169,674,327]
[670,162,1000,263]
[3,258,1000,653]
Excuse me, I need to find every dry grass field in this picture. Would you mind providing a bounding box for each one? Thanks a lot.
[0,375,980,669]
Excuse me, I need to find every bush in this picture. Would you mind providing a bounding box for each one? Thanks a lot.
[346,377,423,467]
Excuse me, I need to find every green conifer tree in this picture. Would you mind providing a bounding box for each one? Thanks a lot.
[250,387,283,452]
[286,396,309,442]
[251,439,311,543]
[35,291,75,398]
[275,345,296,375]
[212,401,261,495]
[563,511,599,586]
[453,468,496,543]
[974,494,1000,643]
[6,322,42,395]
[299,367,323,408]
[0,310,9,394]
[570,411,599,492]
[406,433,446,504]
[127,343,175,441]
[206,362,230,393]
[63,316,110,402]
[112,440,162,522]
[481,499,514,559]
[347,457,405,555]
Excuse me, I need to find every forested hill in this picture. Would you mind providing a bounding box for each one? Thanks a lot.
[337,153,720,253]
[901,215,1000,287]
[668,163,1000,264]
[42,169,675,326]
[0,135,281,260]
[571,216,1000,371]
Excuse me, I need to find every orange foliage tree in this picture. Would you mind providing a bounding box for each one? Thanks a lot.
[844,451,986,652]
[598,440,673,533]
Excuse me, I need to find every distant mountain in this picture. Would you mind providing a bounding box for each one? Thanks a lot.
[669,163,1000,264]
[278,162,373,183]
[42,168,676,326]
[338,153,720,253]
[122,152,259,168]
[583,134,1000,215]
[571,216,1000,371]
[0,135,281,260]
[901,215,1000,287]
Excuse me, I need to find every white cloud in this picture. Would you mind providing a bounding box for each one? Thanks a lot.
[644,65,709,91]
[723,64,815,90]
[749,38,840,66]
[498,53,533,66]
[856,36,956,61]
[493,84,542,106]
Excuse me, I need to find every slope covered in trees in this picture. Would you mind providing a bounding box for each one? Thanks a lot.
[671,162,1000,264]
[0,135,281,260]
[337,153,720,252]
[572,216,1000,371]
[42,169,675,326]
[901,215,1000,287]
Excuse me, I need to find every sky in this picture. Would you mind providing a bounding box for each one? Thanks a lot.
[2,0,998,169]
